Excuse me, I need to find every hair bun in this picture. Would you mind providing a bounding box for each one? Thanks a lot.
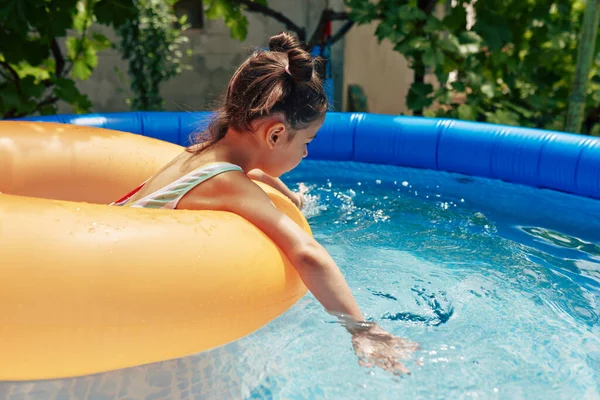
[268,31,300,53]
[269,32,313,83]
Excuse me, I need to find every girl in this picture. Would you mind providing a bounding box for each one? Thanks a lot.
[113,32,417,375]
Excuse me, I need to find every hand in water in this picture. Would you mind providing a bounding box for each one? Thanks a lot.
[351,324,419,376]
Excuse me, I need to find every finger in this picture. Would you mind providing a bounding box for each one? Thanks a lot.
[393,363,411,376]
[393,340,420,353]
[382,357,410,376]
[373,357,409,376]
[358,358,373,368]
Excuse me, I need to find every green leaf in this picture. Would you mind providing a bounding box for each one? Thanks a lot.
[347,1,379,23]
[19,76,45,99]
[83,45,98,69]
[435,47,446,64]
[66,36,98,80]
[225,13,248,41]
[55,77,92,112]
[435,88,455,105]
[423,108,438,118]
[459,43,480,57]
[94,0,137,27]
[503,101,534,118]
[90,32,112,51]
[38,103,58,115]
[466,72,483,89]
[472,10,512,52]
[457,31,482,56]
[408,37,430,50]
[393,39,412,54]
[459,31,483,45]
[15,62,50,82]
[423,48,436,67]
[55,77,81,103]
[1,33,50,65]
[73,1,90,32]
[437,35,461,55]
[71,59,93,80]
[204,0,248,41]
[423,16,444,33]
[457,104,477,120]
[397,5,427,21]
[485,109,521,126]
[375,21,394,42]
[481,83,495,99]
[72,95,92,113]
[0,85,21,111]
[205,0,233,19]
[66,37,79,60]
[527,94,554,110]
[444,3,467,31]
[452,81,466,92]
[406,82,434,111]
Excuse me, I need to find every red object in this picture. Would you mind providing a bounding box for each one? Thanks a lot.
[109,181,147,206]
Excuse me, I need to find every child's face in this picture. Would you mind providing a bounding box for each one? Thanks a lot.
[264,116,324,177]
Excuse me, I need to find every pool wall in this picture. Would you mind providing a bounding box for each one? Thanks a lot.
[15,111,600,200]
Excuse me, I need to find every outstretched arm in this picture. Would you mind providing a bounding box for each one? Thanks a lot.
[215,171,363,320]
[180,171,418,375]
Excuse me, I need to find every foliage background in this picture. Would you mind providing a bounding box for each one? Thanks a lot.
[0,0,136,118]
[346,0,600,135]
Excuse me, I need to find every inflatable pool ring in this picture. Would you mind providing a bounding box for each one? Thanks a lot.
[0,121,309,381]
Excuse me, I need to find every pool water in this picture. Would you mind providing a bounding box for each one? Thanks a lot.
[2,160,599,400]
[255,160,600,399]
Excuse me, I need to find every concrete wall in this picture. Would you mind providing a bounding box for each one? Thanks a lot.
[341,4,448,115]
[60,0,347,114]
[342,22,414,115]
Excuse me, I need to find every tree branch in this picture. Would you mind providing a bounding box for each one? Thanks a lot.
[236,0,305,41]
[51,38,65,77]
[307,9,351,50]
[307,9,330,50]
[36,96,58,110]
[330,20,354,46]
[6,96,58,119]
[0,68,12,81]
[331,11,351,20]
[0,59,22,93]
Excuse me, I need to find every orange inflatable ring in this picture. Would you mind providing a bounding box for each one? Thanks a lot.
[0,121,309,381]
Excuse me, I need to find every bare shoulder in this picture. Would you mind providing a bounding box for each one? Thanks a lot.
[179,168,311,255]
[176,169,272,211]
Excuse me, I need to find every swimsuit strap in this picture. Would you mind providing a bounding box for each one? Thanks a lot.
[117,162,243,209]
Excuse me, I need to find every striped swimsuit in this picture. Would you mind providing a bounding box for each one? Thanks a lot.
[111,162,243,209]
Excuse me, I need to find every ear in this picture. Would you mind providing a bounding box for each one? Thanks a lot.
[266,122,286,150]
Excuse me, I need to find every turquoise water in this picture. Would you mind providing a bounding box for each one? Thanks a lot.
[252,160,600,399]
[2,160,599,399]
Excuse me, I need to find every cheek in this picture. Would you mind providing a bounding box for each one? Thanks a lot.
[284,143,302,158]
[295,145,306,160]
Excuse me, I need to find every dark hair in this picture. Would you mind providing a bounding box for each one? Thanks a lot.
[188,32,328,153]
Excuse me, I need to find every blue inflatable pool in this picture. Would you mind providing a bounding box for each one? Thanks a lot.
[18,111,600,200]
